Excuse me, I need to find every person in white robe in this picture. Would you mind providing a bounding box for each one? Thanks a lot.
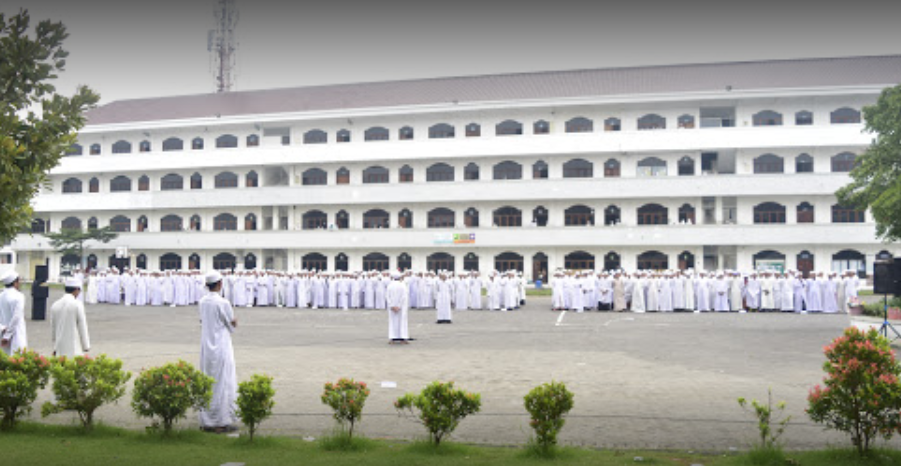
[730,272,745,311]
[150,273,164,306]
[844,271,860,313]
[337,275,351,310]
[364,274,376,309]
[489,274,503,311]
[386,271,410,343]
[792,274,806,312]
[408,274,420,309]
[822,273,839,313]
[597,273,613,311]
[551,272,566,310]
[645,274,659,312]
[712,274,730,312]
[682,271,695,311]
[759,272,775,311]
[454,274,469,311]
[469,273,483,310]
[376,273,388,310]
[86,272,99,304]
[569,273,584,312]
[631,273,646,313]
[122,271,136,306]
[96,271,108,303]
[434,274,454,323]
[275,273,287,308]
[504,272,519,310]
[779,272,794,312]
[198,271,238,432]
[695,272,711,312]
[49,277,91,357]
[657,275,674,312]
[613,273,627,311]
[106,271,121,305]
[256,273,270,307]
[0,272,27,355]
[135,272,148,306]
[327,274,339,308]
[671,273,685,311]
[806,272,824,312]
[286,274,297,308]
[744,273,760,311]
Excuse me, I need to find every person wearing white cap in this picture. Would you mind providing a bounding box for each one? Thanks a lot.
[49,277,91,357]
[198,270,238,433]
[434,273,453,323]
[386,271,409,344]
[0,272,26,354]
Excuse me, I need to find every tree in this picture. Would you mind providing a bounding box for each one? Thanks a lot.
[44,226,117,270]
[0,9,99,244]
[836,84,901,241]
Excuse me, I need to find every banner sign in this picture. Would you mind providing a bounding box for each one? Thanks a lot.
[433,233,476,245]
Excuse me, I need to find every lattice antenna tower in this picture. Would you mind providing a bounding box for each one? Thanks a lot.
[208,0,239,93]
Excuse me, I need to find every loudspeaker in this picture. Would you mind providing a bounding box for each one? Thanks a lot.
[31,264,48,320]
[874,261,894,295]
[33,264,48,283]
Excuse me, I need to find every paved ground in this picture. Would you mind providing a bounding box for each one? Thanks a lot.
[19,290,899,450]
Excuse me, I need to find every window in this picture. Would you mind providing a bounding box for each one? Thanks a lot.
[245,213,257,231]
[677,157,694,176]
[605,252,622,271]
[136,216,148,232]
[428,208,455,228]
[638,251,668,270]
[110,215,131,232]
[282,135,292,146]
[244,253,257,270]
[66,144,83,156]
[190,173,202,189]
[112,140,132,154]
[637,157,667,177]
[216,134,238,148]
[604,159,620,178]
[678,204,695,224]
[464,163,479,181]
[246,171,259,187]
[563,159,593,178]
[464,253,479,272]
[565,117,593,133]
[796,154,814,173]
[336,210,349,229]
[797,202,814,223]
[399,126,414,140]
[159,253,182,271]
[365,127,389,141]
[677,114,695,129]
[493,207,522,227]
[495,252,524,273]
[532,160,548,179]
[336,129,351,143]
[832,204,865,223]
[465,123,481,137]
[399,165,414,183]
[191,137,204,150]
[110,176,132,192]
[62,178,82,194]
[213,253,237,271]
[363,253,390,271]
[637,114,666,130]
[302,168,327,186]
[246,134,260,147]
[496,120,523,136]
[832,250,865,275]
[363,166,389,184]
[533,120,549,135]
[398,209,413,229]
[31,219,46,234]
[753,110,783,126]
[88,217,98,229]
[831,107,861,124]
[604,205,620,225]
[427,253,455,272]
[363,209,390,229]
[831,152,856,172]
[302,253,327,271]
[215,172,238,188]
[61,217,81,231]
[189,215,201,231]
[336,167,350,185]
[795,111,813,126]
[427,163,455,182]
[604,117,621,131]
[302,210,327,230]
[493,161,522,180]
[139,140,151,152]
[754,202,786,224]
[89,177,99,193]
[464,208,479,227]
[565,251,595,270]
[429,123,455,139]
[753,154,784,174]
[188,253,201,270]
[304,130,328,144]
[214,213,238,231]
[533,206,548,227]
[138,175,150,191]
[637,204,668,225]
[163,137,184,151]
[160,215,183,232]
[565,205,594,226]
[90,144,101,155]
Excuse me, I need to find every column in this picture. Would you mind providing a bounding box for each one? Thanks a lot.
[524,252,534,282]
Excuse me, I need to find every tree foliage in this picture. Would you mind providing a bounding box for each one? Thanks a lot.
[41,354,132,431]
[0,9,99,243]
[394,381,481,446]
[237,374,276,441]
[44,226,117,267]
[836,84,901,240]
[524,381,574,455]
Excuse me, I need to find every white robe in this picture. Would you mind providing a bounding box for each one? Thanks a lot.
[198,291,237,428]
[49,293,90,357]
[469,277,482,310]
[657,279,673,312]
[386,281,409,340]
[435,280,453,321]
[454,278,468,311]
[713,279,729,312]
[0,288,27,354]
[745,279,761,310]
[682,276,695,310]
[695,278,711,311]
[779,278,794,311]
[631,279,646,312]
[730,278,744,311]
[823,279,839,313]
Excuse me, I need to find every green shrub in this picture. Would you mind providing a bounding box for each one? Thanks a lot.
[236,374,275,441]
[394,381,481,446]
[524,381,574,456]
[321,378,370,441]
[0,349,51,430]
[131,360,214,433]
[737,388,791,453]
[41,354,132,431]
[807,327,901,456]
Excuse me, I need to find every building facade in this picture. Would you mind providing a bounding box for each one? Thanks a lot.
[10,55,901,281]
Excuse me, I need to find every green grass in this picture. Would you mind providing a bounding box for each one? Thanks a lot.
[526,288,552,297]
[714,447,901,466]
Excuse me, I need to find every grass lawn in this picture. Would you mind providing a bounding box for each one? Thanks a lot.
[526,287,552,297]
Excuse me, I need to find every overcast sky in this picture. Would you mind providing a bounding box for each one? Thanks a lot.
[12,0,901,105]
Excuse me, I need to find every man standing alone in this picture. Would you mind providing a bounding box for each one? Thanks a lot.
[50,277,91,357]
[0,272,27,354]
[198,271,238,433]
[386,271,409,344]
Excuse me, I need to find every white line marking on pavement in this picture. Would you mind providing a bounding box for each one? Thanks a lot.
[555,311,566,326]
[603,317,635,327]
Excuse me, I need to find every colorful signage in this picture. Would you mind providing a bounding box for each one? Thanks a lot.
[433,233,476,245]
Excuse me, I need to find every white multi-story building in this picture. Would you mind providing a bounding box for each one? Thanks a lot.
[10,55,901,281]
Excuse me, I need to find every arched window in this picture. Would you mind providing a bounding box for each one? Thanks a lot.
[604,252,622,271]
[533,120,550,135]
[565,251,595,270]
[363,166,389,184]
[565,117,593,133]
[604,205,620,225]
[246,134,260,147]
[753,202,786,224]
[832,250,865,275]
[61,217,82,231]
[364,127,390,141]
[31,219,46,234]
[678,204,695,224]
[831,152,856,172]
[603,159,620,178]
[563,159,593,178]
[363,253,389,271]
[461,163,477,181]
[336,129,351,143]
[137,215,148,232]
[244,253,257,271]
[637,114,666,130]
[496,120,523,136]
[428,208,455,228]
[796,154,814,173]
[244,213,257,231]
[753,154,784,174]
[160,215,183,232]
[753,250,785,271]
[89,143,101,155]
[532,206,548,227]
[112,140,132,154]
[831,107,861,124]
[215,172,238,188]
[191,137,204,150]
[110,215,130,232]
[216,134,238,148]
[66,144,83,156]
[89,177,99,193]
[426,253,454,272]
[753,110,783,126]
[334,253,349,272]
[214,253,237,271]
[677,114,695,129]
[637,204,668,225]
[336,167,350,185]
[637,251,668,270]
[139,140,151,153]
[464,253,479,272]
[832,204,865,223]
[797,202,814,223]
[138,175,150,191]
[795,111,813,126]
[677,156,695,176]
[493,161,521,180]
[459,207,476,228]
[565,205,594,226]
[637,157,667,177]
[85,254,98,271]
[302,168,327,185]
[677,251,695,270]
[532,160,548,179]
[336,210,349,229]
[399,165,414,183]
[302,210,327,230]
[214,213,238,231]
[190,172,202,189]
[62,178,83,194]
[493,207,522,227]
[604,117,621,131]
[302,253,327,271]
[363,209,390,229]
[304,129,328,144]
[398,209,413,229]
[190,214,201,231]
[398,126,414,141]
[136,254,147,270]
[245,171,259,188]
[88,217,98,229]
[427,163,455,182]
[877,250,894,262]
[465,123,481,137]
[110,176,132,192]
[159,253,182,271]
[429,123,455,139]
[495,252,524,273]
[162,137,183,151]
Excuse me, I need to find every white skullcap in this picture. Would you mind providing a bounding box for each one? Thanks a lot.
[2,272,19,285]
[64,277,81,288]
[205,270,223,285]
[391,271,401,279]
